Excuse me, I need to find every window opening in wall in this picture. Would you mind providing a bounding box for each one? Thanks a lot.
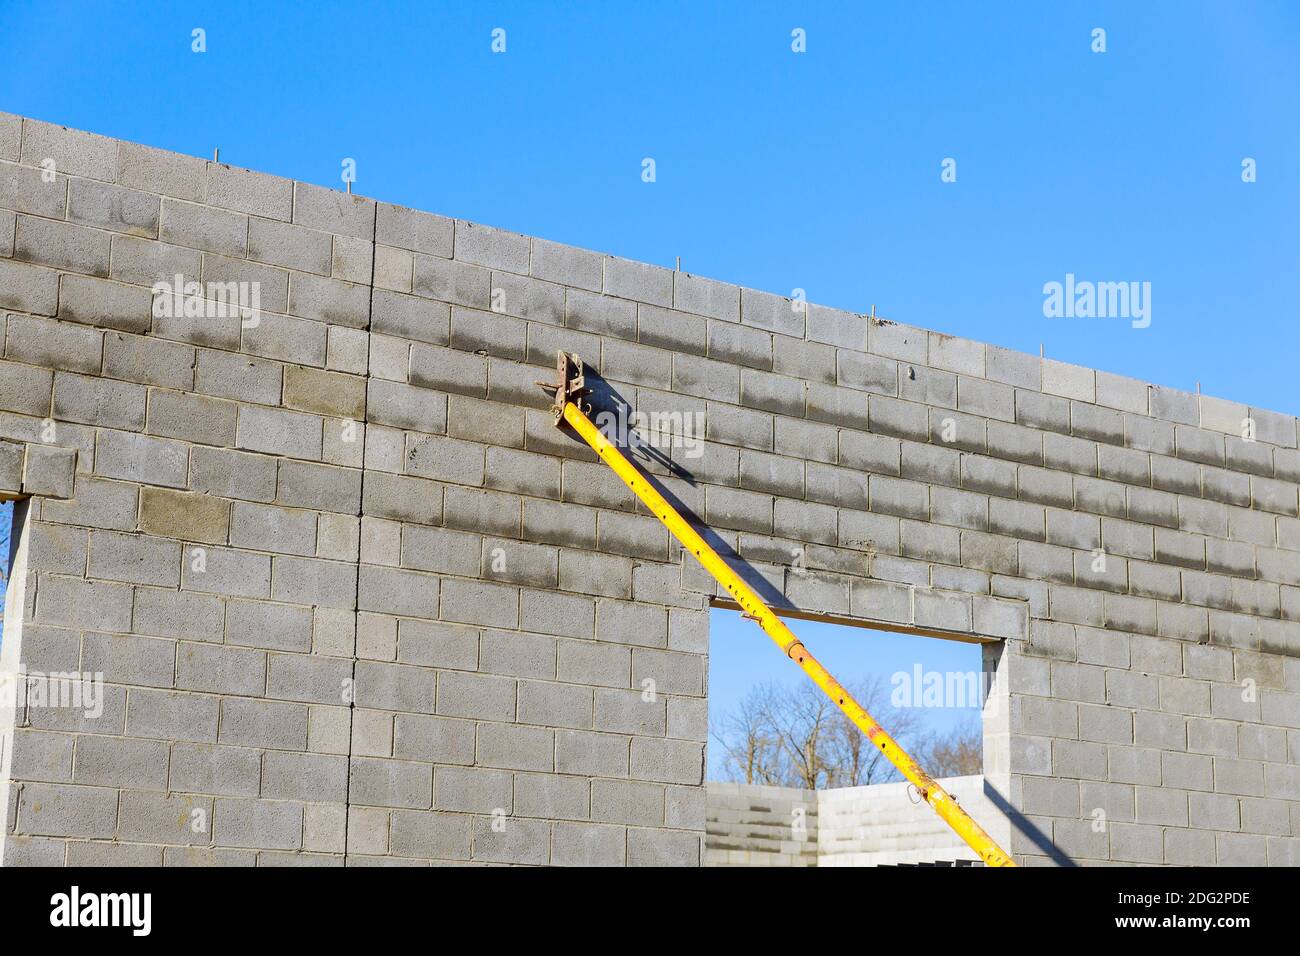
[704,607,1010,867]
[0,499,15,629]
[708,608,986,788]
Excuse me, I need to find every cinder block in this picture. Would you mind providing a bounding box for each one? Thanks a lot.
[36,572,132,632]
[433,670,515,722]
[0,259,60,315]
[455,220,529,273]
[22,443,77,498]
[9,728,75,783]
[673,271,739,323]
[146,388,238,447]
[7,316,103,379]
[476,722,554,772]
[67,177,159,237]
[261,751,349,803]
[138,486,230,544]
[1,159,68,224]
[288,272,369,328]
[206,163,293,220]
[387,809,469,859]
[637,303,706,355]
[214,798,303,850]
[371,289,450,346]
[604,255,673,306]
[437,578,517,629]
[116,140,206,201]
[159,198,247,256]
[348,757,432,810]
[374,243,413,293]
[366,378,447,433]
[413,254,491,309]
[293,181,374,239]
[16,783,119,839]
[552,821,626,866]
[393,713,476,764]
[192,349,282,406]
[117,790,213,845]
[73,734,169,790]
[85,529,180,588]
[59,273,153,333]
[237,405,323,460]
[591,778,664,827]
[271,554,356,609]
[629,737,704,785]
[377,203,453,257]
[0,112,22,161]
[21,118,116,180]
[262,653,351,707]
[556,729,630,777]
[248,217,332,274]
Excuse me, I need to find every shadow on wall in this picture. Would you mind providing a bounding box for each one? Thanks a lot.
[983,779,1076,867]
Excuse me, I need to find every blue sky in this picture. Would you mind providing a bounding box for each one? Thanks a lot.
[2,2,1295,775]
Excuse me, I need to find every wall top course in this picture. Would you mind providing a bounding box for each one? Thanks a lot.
[3,111,1293,447]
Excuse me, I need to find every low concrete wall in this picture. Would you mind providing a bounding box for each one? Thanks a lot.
[706,777,995,866]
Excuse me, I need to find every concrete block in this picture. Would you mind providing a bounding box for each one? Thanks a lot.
[206,163,293,220]
[116,141,206,201]
[374,243,413,292]
[435,670,516,722]
[15,783,119,839]
[476,722,554,772]
[604,255,673,306]
[393,713,476,764]
[59,272,153,334]
[22,443,77,498]
[21,118,116,179]
[627,828,700,867]
[387,809,469,859]
[248,217,332,275]
[674,271,739,322]
[377,202,453,257]
[67,177,159,237]
[414,254,490,309]
[0,111,18,161]
[159,197,247,256]
[138,485,230,544]
[145,389,237,447]
[552,821,626,866]
[214,798,303,850]
[556,729,630,778]
[455,219,529,273]
[288,272,369,328]
[293,181,374,239]
[371,289,450,347]
[740,287,804,338]
[7,316,100,374]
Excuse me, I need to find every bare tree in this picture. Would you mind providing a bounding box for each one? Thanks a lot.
[822,677,921,787]
[915,719,983,777]
[712,676,927,789]
[711,684,784,786]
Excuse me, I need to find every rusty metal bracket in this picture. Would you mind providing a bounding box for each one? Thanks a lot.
[536,350,591,425]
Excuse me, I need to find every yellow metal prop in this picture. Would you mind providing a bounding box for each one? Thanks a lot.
[548,353,1014,867]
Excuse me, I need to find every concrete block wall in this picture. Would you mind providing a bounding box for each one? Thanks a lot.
[0,112,1298,865]
[705,777,992,866]
[705,781,819,866]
